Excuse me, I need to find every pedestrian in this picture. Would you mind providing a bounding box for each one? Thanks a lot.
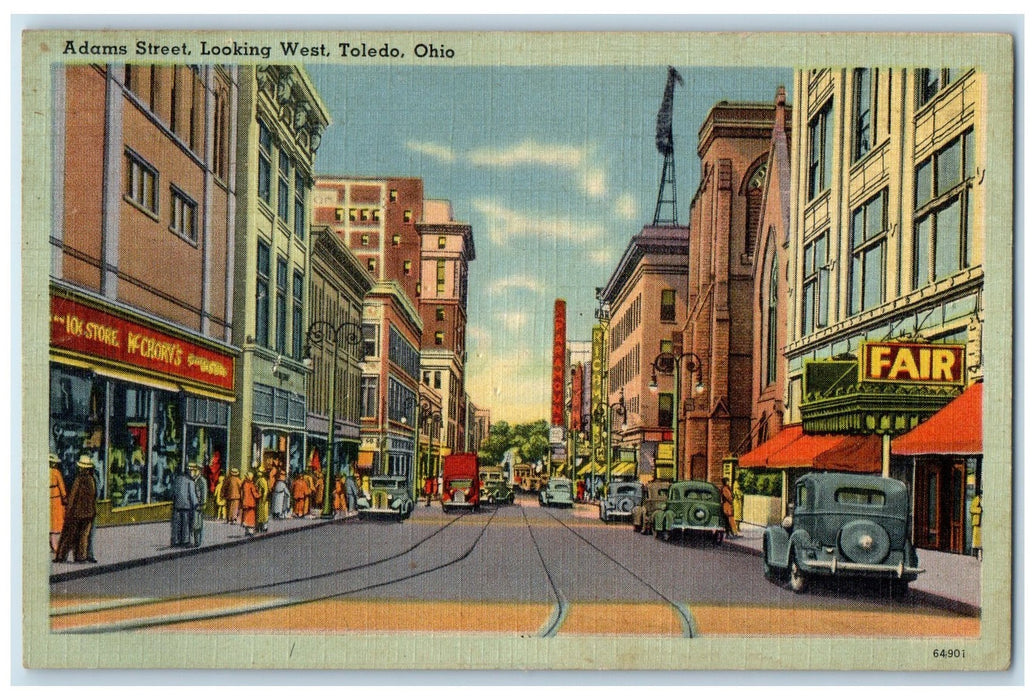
[303,470,316,515]
[333,475,347,512]
[271,472,290,518]
[256,466,271,533]
[292,471,311,518]
[189,462,206,548]
[214,473,227,521]
[721,477,738,537]
[49,453,67,554]
[423,475,436,507]
[576,479,586,503]
[205,451,221,498]
[313,469,325,512]
[222,467,243,523]
[170,464,198,547]
[346,474,360,514]
[54,455,97,563]
[241,469,260,537]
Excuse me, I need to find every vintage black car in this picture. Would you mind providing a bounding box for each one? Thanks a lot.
[651,479,725,543]
[632,480,670,535]
[356,476,415,522]
[480,468,515,505]
[762,472,924,593]
[599,481,642,522]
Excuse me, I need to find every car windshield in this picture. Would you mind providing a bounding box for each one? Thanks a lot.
[371,478,402,490]
[687,489,714,500]
[551,482,570,490]
[616,485,638,495]
[450,479,473,490]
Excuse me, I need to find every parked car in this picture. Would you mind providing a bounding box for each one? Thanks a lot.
[480,468,515,505]
[599,481,643,522]
[356,476,414,522]
[539,478,574,508]
[652,480,725,543]
[632,480,671,535]
[762,472,924,594]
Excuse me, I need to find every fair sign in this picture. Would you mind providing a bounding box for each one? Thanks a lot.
[859,342,965,386]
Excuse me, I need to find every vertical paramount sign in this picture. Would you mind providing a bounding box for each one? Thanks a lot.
[551,299,566,428]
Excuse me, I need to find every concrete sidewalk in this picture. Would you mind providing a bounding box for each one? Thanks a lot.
[50,510,353,582]
[726,523,981,611]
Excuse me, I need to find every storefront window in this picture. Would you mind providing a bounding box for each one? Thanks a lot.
[107,381,151,507]
[149,390,182,503]
[289,431,306,474]
[49,365,107,496]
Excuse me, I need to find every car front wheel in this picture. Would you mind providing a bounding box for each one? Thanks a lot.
[789,551,807,594]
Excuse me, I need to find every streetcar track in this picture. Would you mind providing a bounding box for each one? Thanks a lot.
[520,506,568,638]
[53,508,499,634]
[51,511,468,621]
[538,506,697,638]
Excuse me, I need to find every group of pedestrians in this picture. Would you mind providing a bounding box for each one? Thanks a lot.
[51,453,98,564]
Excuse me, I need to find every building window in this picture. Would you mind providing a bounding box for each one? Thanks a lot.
[360,209,369,222]
[914,129,975,288]
[125,150,158,215]
[258,119,272,205]
[349,208,358,222]
[403,210,413,223]
[389,189,398,202]
[403,260,412,275]
[392,234,401,246]
[917,68,958,109]
[367,258,376,273]
[849,190,888,315]
[766,256,778,386]
[334,207,344,222]
[359,234,369,246]
[275,257,288,355]
[434,331,445,346]
[435,306,446,321]
[362,323,378,357]
[660,289,676,322]
[294,173,306,239]
[852,68,877,161]
[438,236,447,249]
[801,231,829,334]
[658,393,673,428]
[807,100,833,200]
[361,376,378,417]
[278,152,290,221]
[292,271,304,360]
[169,187,197,242]
[372,209,381,222]
[255,240,271,347]
[434,371,442,389]
[436,260,446,295]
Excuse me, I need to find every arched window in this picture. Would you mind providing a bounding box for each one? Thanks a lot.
[744,161,767,257]
[766,254,779,386]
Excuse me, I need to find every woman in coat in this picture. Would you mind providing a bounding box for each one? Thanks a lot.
[271,474,290,518]
[49,454,67,553]
[292,472,311,517]
[241,470,260,536]
[255,467,271,533]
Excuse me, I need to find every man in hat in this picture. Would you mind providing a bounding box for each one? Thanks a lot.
[171,463,198,547]
[54,455,97,563]
[189,463,207,548]
[222,467,243,523]
[49,453,67,553]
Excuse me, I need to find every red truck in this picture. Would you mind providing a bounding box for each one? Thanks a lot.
[441,453,480,513]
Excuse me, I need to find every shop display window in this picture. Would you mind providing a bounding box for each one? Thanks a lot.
[149,390,181,503]
[107,382,151,507]
[49,365,107,493]
[186,424,227,495]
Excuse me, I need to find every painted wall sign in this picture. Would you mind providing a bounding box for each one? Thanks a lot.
[50,294,236,392]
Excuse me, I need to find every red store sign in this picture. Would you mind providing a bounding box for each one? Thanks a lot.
[50,295,235,392]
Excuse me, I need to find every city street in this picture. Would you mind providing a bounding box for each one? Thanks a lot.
[50,493,979,638]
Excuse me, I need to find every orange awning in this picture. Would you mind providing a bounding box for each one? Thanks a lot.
[738,425,803,467]
[739,425,881,474]
[356,451,374,468]
[892,382,983,456]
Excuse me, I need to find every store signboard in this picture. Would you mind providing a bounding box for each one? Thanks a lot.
[859,342,966,386]
[50,294,235,392]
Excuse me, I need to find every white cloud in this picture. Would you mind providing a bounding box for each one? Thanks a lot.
[589,247,616,265]
[465,344,551,423]
[467,139,609,200]
[405,140,455,162]
[495,310,530,333]
[473,199,605,246]
[486,274,544,296]
[614,193,638,219]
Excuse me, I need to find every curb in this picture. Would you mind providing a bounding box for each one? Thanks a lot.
[49,514,353,584]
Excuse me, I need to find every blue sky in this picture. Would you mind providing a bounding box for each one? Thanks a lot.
[308,65,793,424]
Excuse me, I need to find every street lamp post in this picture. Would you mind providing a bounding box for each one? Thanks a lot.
[304,320,363,519]
[593,388,626,494]
[649,349,705,481]
[412,396,441,501]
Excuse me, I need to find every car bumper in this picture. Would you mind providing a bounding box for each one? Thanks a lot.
[358,507,405,516]
[670,523,723,533]
[802,557,925,579]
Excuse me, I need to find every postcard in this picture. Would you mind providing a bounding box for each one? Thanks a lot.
[20,27,1013,672]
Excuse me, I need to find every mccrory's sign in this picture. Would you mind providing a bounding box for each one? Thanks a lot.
[859,342,965,386]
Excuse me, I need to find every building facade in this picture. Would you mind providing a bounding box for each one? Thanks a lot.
[49,63,238,524]
[598,226,689,483]
[680,102,778,485]
[305,225,374,478]
[781,68,985,554]
[229,65,330,477]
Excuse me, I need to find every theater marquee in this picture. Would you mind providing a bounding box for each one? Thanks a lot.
[860,341,966,386]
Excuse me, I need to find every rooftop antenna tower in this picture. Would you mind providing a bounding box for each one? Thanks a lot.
[652,66,684,226]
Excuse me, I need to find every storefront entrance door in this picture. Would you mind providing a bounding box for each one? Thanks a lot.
[916,458,967,554]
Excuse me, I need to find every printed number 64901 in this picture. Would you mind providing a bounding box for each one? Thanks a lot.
[933,649,966,659]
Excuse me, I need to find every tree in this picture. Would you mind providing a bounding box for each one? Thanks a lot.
[477,420,511,465]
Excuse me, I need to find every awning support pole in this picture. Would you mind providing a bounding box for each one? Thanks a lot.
[882,434,891,478]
